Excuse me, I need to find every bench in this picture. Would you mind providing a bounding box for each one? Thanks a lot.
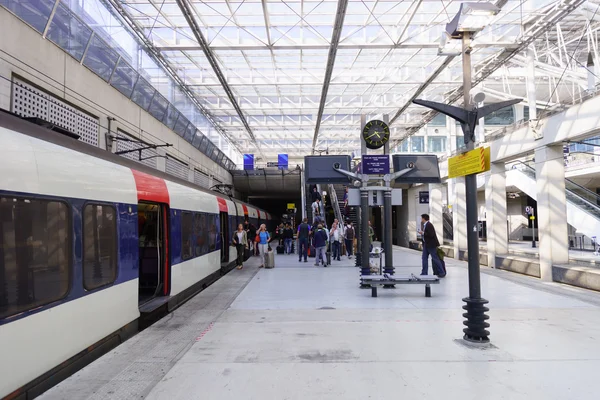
[360,274,440,298]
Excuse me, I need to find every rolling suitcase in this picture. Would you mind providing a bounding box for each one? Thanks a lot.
[265,250,275,268]
[276,245,284,254]
[309,245,316,258]
[326,251,331,266]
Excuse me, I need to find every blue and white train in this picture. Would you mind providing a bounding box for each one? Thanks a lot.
[0,111,271,399]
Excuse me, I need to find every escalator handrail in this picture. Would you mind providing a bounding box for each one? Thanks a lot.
[508,160,600,216]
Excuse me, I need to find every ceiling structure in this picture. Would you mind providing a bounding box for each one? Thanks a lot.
[105,0,600,162]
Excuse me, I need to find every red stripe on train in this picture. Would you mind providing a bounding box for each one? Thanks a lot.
[131,169,170,204]
[217,197,228,213]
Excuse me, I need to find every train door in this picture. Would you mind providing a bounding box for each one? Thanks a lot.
[137,202,169,304]
[219,211,229,263]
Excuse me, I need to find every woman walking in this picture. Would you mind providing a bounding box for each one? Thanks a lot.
[232,224,248,270]
[257,224,271,268]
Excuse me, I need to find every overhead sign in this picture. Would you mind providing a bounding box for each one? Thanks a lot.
[448,147,490,178]
[362,155,390,175]
[267,162,278,167]
[304,155,352,184]
[243,154,254,170]
[278,154,288,170]
[287,203,296,209]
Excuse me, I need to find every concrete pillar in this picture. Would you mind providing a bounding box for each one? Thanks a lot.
[429,183,444,245]
[535,145,569,281]
[453,176,467,257]
[156,147,167,172]
[485,163,508,268]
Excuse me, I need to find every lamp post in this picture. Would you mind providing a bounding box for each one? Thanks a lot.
[413,2,521,344]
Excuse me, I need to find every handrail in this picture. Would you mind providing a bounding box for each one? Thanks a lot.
[508,160,600,215]
[327,184,344,226]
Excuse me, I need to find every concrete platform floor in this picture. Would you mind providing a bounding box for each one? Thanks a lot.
[41,247,600,400]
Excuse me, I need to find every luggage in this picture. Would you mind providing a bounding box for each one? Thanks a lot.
[276,245,284,254]
[309,245,316,258]
[265,249,275,268]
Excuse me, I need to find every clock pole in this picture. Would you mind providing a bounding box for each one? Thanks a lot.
[381,114,394,278]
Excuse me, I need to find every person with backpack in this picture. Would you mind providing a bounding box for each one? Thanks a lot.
[297,218,310,262]
[344,221,355,259]
[313,224,328,267]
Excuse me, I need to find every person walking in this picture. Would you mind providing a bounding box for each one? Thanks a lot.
[330,222,342,261]
[257,224,271,268]
[313,224,328,267]
[417,214,445,277]
[311,198,321,218]
[283,223,294,254]
[297,218,310,262]
[232,224,248,270]
[246,221,257,256]
[344,221,354,259]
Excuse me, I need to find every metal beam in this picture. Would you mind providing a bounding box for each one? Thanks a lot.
[312,0,349,152]
[388,56,456,126]
[100,0,242,161]
[390,0,585,147]
[175,0,264,159]
[154,42,520,51]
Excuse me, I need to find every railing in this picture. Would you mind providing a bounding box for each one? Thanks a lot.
[327,184,344,227]
[442,211,453,241]
[509,161,600,221]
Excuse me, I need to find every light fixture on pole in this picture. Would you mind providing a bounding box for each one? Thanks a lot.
[414,2,510,345]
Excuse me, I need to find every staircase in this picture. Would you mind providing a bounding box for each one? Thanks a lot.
[332,184,359,226]
[507,162,600,240]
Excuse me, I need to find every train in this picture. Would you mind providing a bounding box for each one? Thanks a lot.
[0,110,272,399]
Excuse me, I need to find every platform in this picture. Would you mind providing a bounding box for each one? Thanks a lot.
[40,247,600,400]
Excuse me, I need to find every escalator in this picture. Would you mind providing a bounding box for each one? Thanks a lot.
[507,161,600,240]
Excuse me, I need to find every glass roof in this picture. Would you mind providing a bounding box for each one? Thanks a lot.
[98,0,600,159]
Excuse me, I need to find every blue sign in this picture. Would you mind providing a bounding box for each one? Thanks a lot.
[362,155,390,175]
[278,154,288,170]
[243,154,254,170]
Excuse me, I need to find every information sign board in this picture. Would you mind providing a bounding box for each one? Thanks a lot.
[448,147,490,178]
[362,155,390,175]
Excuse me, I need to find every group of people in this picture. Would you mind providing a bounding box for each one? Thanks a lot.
[296,217,360,267]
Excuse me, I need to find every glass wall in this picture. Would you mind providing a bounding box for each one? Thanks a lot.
[411,136,424,152]
[427,136,446,153]
[429,113,447,126]
[0,0,239,171]
[484,106,515,126]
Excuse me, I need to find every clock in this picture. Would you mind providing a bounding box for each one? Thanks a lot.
[362,120,390,149]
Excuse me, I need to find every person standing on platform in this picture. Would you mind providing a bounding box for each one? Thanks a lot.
[330,222,342,261]
[232,224,248,270]
[257,224,271,268]
[344,221,354,259]
[283,223,294,254]
[417,214,445,276]
[313,224,328,267]
[297,218,310,262]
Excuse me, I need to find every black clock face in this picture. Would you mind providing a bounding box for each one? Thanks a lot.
[362,120,390,149]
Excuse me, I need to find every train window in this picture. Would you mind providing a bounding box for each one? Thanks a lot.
[194,213,208,257]
[83,204,117,291]
[0,197,70,320]
[181,212,193,260]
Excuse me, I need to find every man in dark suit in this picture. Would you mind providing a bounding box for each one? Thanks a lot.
[418,214,445,277]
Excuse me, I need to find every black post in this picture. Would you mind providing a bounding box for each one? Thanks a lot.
[383,189,393,275]
[360,187,371,284]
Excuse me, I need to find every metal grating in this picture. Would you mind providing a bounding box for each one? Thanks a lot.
[11,78,99,146]
[166,157,188,181]
[193,169,210,189]
[115,130,158,169]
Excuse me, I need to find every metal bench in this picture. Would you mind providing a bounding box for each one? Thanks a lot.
[360,274,440,298]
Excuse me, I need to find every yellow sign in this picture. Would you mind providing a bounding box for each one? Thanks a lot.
[530,216,535,220]
[287,203,296,209]
[448,147,490,178]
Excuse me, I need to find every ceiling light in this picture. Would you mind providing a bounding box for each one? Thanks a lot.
[446,2,500,36]
[438,32,462,56]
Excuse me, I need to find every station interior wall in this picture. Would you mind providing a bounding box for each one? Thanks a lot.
[0,8,233,187]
